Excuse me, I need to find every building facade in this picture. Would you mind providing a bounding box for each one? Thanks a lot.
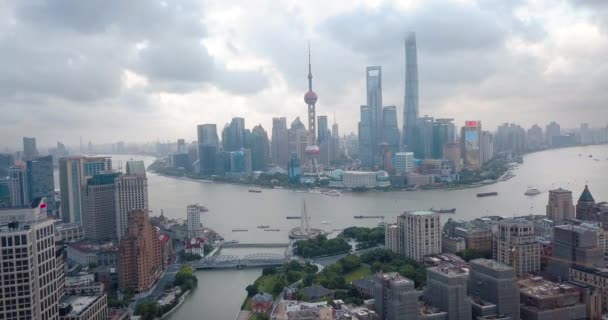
[373,273,418,320]
[424,265,472,320]
[403,32,419,153]
[82,173,119,242]
[26,155,55,212]
[9,165,29,207]
[114,166,148,241]
[390,211,441,262]
[271,117,289,168]
[468,259,520,320]
[461,121,482,170]
[493,220,541,277]
[546,188,575,222]
[186,204,205,238]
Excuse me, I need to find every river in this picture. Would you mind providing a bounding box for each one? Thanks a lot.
[104,145,608,319]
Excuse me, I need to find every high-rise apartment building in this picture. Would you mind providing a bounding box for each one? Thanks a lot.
[546,188,575,222]
[494,220,540,277]
[82,173,120,242]
[197,124,219,175]
[403,32,419,152]
[115,162,148,241]
[177,138,186,153]
[382,106,400,154]
[468,259,520,320]
[9,165,29,207]
[388,210,441,261]
[187,204,206,238]
[547,225,603,281]
[118,210,162,293]
[26,155,55,212]
[373,272,418,320]
[0,206,64,320]
[424,265,472,320]
[271,117,289,168]
[22,137,38,161]
[59,157,112,223]
[461,121,482,170]
[480,131,494,164]
[494,123,526,156]
[545,121,561,147]
[527,124,544,151]
[358,105,373,168]
[394,152,414,176]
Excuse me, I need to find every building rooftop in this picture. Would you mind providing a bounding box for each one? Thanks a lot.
[578,185,595,202]
[430,264,469,277]
[68,241,117,253]
[550,188,572,194]
[518,277,577,298]
[60,295,102,315]
[470,258,512,272]
[403,210,439,217]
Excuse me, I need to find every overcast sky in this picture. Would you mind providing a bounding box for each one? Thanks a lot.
[1,0,607,149]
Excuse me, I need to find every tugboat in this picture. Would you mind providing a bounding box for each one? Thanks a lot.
[477,192,498,198]
[257,225,270,229]
[524,188,541,196]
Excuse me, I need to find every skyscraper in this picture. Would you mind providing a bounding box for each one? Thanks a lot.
[526,124,544,151]
[546,188,575,222]
[304,44,318,145]
[82,173,120,241]
[317,115,330,144]
[8,165,28,207]
[403,32,419,152]
[468,259,520,320]
[389,210,441,261]
[432,118,455,159]
[115,161,148,241]
[546,121,561,147]
[222,118,245,152]
[495,123,526,156]
[494,219,540,277]
[22,136,38,161]
[382,106,400,154]
[394,152,414,176]
[461,121,482,170]
[251,124,270,171]
[373,273,419,320]
[271,117,289,168]
[118,210,163,293]
[0,153,14,177]
[424,266,472,320]
[414,115,434,159]
[366,66,383,156]
[187,204,206,238]
[26,155,55,212]
[177,138,186,153]
[358,105,373,167]
[480,131,494,164]
[59,156,112,223]
[198,124,219,175]
[547,225,603,281]
[288,117,309,161]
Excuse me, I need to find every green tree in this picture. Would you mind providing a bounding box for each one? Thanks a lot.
[246,284,259,297]
[303,274,315,287]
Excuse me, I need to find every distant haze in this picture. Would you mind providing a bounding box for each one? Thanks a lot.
[1,0,607,148]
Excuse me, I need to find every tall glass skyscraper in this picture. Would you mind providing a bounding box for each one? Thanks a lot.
[382,106,400,154]
[366,66,383,162]
[197,124,219,175]
[26,155,55,211]
[358,105,373,167]
[403,32,419,152]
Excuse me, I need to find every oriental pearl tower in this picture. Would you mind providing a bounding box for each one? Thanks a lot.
[304,43,321,175]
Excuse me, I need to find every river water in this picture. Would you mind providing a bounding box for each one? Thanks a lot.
[107,145,608,320]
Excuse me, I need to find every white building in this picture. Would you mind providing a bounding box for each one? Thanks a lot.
[494,220,540,277]
[0,216,64,319]
[114,172,148,241]
[390,211,441,262]
[394,152,414,175]
[59,295,108,320]
[187,204,206,238]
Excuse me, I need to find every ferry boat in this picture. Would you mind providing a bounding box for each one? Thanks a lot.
[431,208,456,214]
[524,188,541,196]
[321,220,331,225]
[257,225,270,229]
[477,192,498,198]
[248,189,262,193]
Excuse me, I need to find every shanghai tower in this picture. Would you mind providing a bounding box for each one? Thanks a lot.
[403,32,419,151]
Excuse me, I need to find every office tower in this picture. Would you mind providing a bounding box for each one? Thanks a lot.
[382,106,400,154]
[358,105,373,168]
[118,210,163,292]
[480,131,494,164]
[317,115,330,145]
[576,185,597,220]
[546,188,575,222]
[222,118,245,152]
[366,66,383,155]
[468,259,520,320]
[288,117,309,161]
[494,220,540,277]
[214,151,231,176]
[330,121,340,163]
[547,225,603,281]
[394,152,414,176]
[545,121,561,147]
[461,120,482,170]
[271,117,289,168]
[22,137,38,161]
[403,32,419,152]
[0,153,14,177]
[304,44,318,145]
[432,118,455,159]
[390,210,441,261]
[414,116,434,159]
[373,273,418,320]
[443,142,461,173]
[82,173,120,242]
[115,163,148,241]
[580,123,592,144]
[424,266,472,320]
[9,165,29,207]
[197,124,219,175]
[0,212,64,320]
[287,153,301,183]
[251,124,270,171]
[177,138,186,153]
[187,204,206,238]
[527,124,544,151]
[495,123,526,156]
[26,155,55,212]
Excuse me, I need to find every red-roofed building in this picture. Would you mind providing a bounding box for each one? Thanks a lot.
[185,237,205,256]
[159,234,173,268]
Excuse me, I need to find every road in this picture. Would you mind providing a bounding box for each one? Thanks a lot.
[133,262,183,310]
[312,246,384,267]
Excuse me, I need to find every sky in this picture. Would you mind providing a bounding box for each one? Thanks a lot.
[1,0,607,149]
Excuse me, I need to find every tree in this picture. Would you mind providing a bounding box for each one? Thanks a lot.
[286,271,300,283]
[246,284,259,297]
[303,274,315,287]
[272,281,285,295]
[262,267,277,276]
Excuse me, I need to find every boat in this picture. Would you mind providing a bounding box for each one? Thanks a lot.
[431,208,456,214]
[477,192,498,198]
[248,189,262,193]
[264,229,280,232]
[225,240,239,244]
[286,216,302,219]
[232,229,248,232]
[354,215,385,219]
[321,220,331,225]
[257,225,270,229]
[322,190,341,196]
[589,155,593,158]
[524,188,541,196]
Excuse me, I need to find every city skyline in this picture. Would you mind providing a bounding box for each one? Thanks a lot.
[1,1,608,148]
